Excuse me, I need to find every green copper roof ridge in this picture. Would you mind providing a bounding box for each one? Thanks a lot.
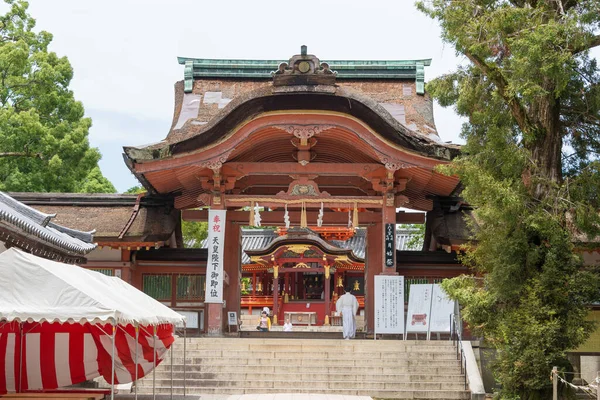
[178,56,431,94]
[177,56,432,66]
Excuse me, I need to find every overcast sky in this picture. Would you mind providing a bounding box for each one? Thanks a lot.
[21,1,469,192]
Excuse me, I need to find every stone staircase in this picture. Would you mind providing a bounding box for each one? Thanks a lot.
[134,337,471,399]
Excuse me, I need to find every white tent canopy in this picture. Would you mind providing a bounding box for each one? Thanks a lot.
[0,247,184,326]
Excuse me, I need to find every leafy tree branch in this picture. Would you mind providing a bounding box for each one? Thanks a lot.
[0,0,114,193]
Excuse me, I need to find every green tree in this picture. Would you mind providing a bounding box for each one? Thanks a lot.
[124,185,146,194]
[79,166,115,193]
[418,0,600,397]
[0,0,113,193]
[182,219,208,248]
[398,223,425,250]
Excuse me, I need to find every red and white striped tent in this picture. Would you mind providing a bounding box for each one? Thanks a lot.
[0,248,185,396]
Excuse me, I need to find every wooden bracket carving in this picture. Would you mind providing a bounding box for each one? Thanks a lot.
[395,194,409,207]
[274,125,334,146]
[395,178,408,193]
[198,176,213,191]
[379,156,417,171]
[370,178,386,193]
[276,176,331,198]
[223,176,237,191]
[385,192,395,207]
[200,156,227,172]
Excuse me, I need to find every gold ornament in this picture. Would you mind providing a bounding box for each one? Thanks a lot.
[298,61,310,73]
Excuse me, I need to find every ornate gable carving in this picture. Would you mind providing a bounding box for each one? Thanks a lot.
[277,176,331,198]
[272,45,337,86]
[273,124,334,141]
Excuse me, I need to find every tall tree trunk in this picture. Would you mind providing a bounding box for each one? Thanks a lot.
[527,87,562,199]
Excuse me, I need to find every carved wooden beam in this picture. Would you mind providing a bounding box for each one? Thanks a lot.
[182,209,425,224]
[225,162,383,176]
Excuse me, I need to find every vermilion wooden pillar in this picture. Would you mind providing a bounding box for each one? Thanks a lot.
[223,219,240,333]
[324,266,331,323]
[382,197,397,276]
[206,204,241,336]
[272,265,279,325]
[365,219,383,334]
[284,272,290,299]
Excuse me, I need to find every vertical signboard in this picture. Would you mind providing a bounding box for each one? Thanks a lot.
[429,283,456,335]
[384,223,395,268]
[227,311,238,326]
[405,284,432,335]
[374,275,405,335]
[204,209,226,303]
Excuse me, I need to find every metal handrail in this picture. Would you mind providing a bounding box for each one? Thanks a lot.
[451,314,468,391]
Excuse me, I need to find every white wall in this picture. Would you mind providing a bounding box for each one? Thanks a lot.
[581,356,600,385]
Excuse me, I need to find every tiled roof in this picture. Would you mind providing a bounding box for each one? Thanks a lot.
[8,193,179,244]
[0,192,97,257]
[201,228,421,263]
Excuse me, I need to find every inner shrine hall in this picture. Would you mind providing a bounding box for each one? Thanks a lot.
[122,46,470,335]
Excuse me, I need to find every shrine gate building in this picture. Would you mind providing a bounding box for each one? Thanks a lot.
[122,46,469,335]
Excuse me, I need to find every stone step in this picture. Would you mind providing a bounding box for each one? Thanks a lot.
[141,371,465,383]
[176,338,456,346]
[173,344,458,353]
[136,378,468,391]
[161,357,463,367]
[163,364,462,375]
[166,349,459,359]
[132,386,470,399]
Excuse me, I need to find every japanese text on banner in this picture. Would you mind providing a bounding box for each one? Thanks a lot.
[204,210,226,303]
[384,223,395,268]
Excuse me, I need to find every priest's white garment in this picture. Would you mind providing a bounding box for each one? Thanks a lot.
[336,292,359,339]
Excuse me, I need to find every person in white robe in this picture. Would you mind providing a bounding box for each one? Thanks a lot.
[336,286,359,339]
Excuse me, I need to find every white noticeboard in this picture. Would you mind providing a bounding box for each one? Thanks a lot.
[227,311,238,326]
[429,284,456,334]
[175,310,199,329]
[374,275,405,336]
[204,209,226,303]
[405,284,433,334]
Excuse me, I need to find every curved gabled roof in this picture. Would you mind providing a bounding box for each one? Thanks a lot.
[244,227,364,263]
[124,84,459,164]
[122,51,462,212]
